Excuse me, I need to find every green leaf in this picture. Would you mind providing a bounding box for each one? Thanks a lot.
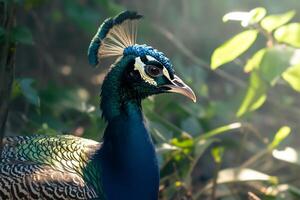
[268,126,291,149]
[261,10,295,33]
[170,138,194,148]
[282,64,300,92]
[211,30,258,69]
[11,26,34,45]
[223,12,250,23]
[248,7,267,25]
[259,46,294,85]
[199,122,242,140]
[237,72,267,117]
[156,143,179,154]
[272,147,299,164]
[19,78,40,106]
[244,48,266,73]
[223,7,266,27]
[211,146,224,163]
[274,23,300,47]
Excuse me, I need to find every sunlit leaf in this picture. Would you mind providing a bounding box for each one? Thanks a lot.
[244,48,266,73]
[272,147,298,164]
[282,64,300,92]
[259,46,294,85]
[223,12,250,23]
[223,7,266,27]
[274,23,300,47]
[261,10,295,33]
[19,78,40,106]
[268,126,291,149]
[211,146,224,163]
[210,168,277,185]
[171,138,194,148]
[199,122,242,140]
[237,72,267,117]
[211,30,258,69]
[156,143,179,154]
[249,94,266,111]
[10,26,34,45]
[248,7,267,25]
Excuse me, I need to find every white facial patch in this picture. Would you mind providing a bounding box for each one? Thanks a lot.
[145,56,173,82]
[162,67,172,82]
[134,56,173,86]
[134,57,157,86]
[146,56,172,81]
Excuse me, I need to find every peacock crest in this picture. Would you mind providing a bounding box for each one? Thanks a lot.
[88,11,142,66]
[88,11,175,76]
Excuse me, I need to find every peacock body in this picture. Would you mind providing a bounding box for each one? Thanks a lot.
[0,11,196,200]
[1,135,102,199]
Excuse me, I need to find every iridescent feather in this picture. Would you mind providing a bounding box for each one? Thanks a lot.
[88,11,142,66]
[0,135,103,199]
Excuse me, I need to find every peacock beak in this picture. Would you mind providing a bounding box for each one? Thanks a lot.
[162,75,197,102]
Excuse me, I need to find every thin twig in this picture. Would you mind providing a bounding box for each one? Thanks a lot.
[211,161,221,200]
[252,24,276,47]
[240,149,269,168]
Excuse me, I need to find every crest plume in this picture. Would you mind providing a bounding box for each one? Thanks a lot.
[88,11,143,66]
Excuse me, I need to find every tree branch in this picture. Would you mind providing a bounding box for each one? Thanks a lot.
[0,1,16,156]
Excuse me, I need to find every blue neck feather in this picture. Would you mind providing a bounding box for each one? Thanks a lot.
[94,56,159,200]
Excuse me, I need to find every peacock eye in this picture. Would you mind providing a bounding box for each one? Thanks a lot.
[145,65,163,77]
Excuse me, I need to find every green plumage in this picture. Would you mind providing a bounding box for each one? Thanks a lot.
[0,135,103,199]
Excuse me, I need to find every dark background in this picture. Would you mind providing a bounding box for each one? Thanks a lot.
[2,0,300,199]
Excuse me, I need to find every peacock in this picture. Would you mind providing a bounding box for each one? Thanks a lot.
[0,11,196,200]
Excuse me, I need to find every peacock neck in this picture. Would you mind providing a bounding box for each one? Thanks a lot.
[100,56,142,122]
[96,57,159,199]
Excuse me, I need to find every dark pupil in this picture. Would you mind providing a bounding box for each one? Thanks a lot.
[147,65,161,77]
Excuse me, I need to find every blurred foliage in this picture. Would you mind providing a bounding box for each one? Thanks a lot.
[2,0,300,199]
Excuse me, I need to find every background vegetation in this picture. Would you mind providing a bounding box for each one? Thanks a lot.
[1,0,300,199]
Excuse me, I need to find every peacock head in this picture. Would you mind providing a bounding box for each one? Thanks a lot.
[88,11,196,103]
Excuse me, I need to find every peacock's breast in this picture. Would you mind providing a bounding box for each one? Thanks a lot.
[98,113,159,200]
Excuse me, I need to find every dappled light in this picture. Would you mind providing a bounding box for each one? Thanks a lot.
[1,0,300,200]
